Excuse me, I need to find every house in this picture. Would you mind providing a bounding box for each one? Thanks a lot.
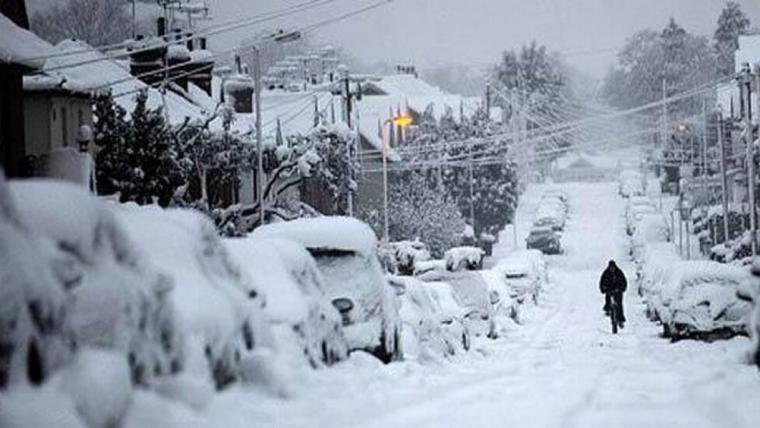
[352,70,485,211]
[0,4,55,177]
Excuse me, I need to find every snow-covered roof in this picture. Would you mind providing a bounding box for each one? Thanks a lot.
[362,74,479,120]
[0,13,55,69]
[736,35,760,73]
[206,76,340,138]
[251,216,378,255]
[31,40,208,125]
[554,152,618,171]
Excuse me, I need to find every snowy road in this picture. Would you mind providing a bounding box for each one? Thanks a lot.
[214,182,760,428]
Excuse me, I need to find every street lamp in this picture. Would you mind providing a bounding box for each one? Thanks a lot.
[254,30,301,227]
[381,114,413,243]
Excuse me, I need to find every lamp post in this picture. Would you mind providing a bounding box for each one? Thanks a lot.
[381,114,413,243]
[253,30,301,227]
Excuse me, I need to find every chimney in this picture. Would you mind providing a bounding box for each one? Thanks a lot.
[157,17,166,38]
[235,55,242,74]
[199,37,207,50]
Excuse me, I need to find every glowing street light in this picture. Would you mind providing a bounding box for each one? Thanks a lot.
[381,114,414,243]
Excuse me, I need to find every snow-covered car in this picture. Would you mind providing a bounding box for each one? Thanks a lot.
[483,250,547,326]
[115,205,265,389]
[526,227,562,255]
[619,170,644,198]
[542,189,568,204]
[533,204,566,231]
[444,246,485,272]
[7,180,183,388]
[253,217,403,363]
[499,250,547,306]
[630,213,670,263]
[626,200,658,236]
[655,261,759,340]
[421,270,497,339]
[388,276,470,359]
[225,237,349,368]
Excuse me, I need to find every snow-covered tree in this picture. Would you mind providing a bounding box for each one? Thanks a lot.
[603,18,716,120]
[714,1,751,77]
[30,0,134,46]
[214,122,357,234]
[361,172,466,257]
[94,92,189,207]
[173,106,254,209]
[400,105,519,240]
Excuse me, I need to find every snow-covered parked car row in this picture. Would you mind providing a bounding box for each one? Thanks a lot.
[625,194,760,342]
[527,190,567,255]
[0,175,411,426]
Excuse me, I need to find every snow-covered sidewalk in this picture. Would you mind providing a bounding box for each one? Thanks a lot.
[209,181,760,428]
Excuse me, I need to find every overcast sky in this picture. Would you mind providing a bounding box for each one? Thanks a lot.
[28,0,760,77]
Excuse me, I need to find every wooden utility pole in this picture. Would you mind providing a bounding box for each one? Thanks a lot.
[742,64,757,255]
[717,112,730,244]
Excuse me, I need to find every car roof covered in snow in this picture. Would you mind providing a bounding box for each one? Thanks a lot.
[252,216,378,255]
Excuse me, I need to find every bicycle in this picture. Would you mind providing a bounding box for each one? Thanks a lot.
[606,293,621,334]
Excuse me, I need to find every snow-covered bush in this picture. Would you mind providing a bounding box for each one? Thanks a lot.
[445,246,485,272]
[8,179,183,387]
[115,205,265,389]
[224,237,348,369]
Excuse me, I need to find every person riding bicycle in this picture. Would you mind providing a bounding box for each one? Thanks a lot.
[599,260,627,328]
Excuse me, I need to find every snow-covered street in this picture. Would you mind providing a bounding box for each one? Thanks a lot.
[199,181,760,428]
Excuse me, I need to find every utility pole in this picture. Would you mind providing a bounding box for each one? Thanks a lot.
[661,78,668,163]
[254,46,265,227]
[485,83,491,120]
[718,112,730,244]
[468,139,476,234]
[131,0,137,39]
[742,64,757,255]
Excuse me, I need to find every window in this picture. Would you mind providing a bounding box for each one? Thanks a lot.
[78,108,84,127]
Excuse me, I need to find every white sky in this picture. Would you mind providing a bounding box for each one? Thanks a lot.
[28,0,760,77]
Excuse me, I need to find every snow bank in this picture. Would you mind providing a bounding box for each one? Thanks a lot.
[224,237,348,368]
[252,216,377,255]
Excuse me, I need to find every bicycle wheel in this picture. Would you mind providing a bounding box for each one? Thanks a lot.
[610,301,619,334]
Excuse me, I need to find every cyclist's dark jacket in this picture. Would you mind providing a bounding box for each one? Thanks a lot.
[599,262,627,294]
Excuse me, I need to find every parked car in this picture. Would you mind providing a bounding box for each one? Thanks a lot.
[252,217,403,363]
[422,270,497,339]
[526,227,562,255]
[388,276,470,359]
[225,237,349,368]
[9,180,184,388]
[653,261,758,340]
